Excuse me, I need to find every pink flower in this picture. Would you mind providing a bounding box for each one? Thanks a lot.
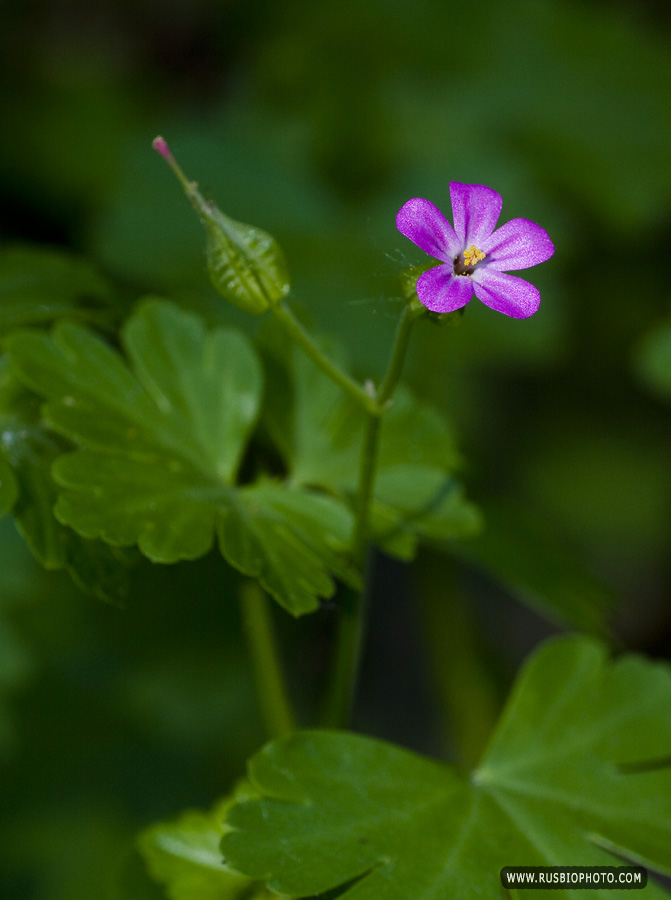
[396,183,554,319]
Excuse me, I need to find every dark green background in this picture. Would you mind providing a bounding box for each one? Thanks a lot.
[1,0,670,896]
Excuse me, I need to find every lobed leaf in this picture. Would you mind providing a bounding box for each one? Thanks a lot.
[222,636,671,899]
[7,299,262,481]
[52,450,223,563]
[7,298,261,558]
[218,481,358,616]
[7,299,353,613]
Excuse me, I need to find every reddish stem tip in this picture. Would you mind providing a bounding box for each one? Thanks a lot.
[152,136,172,161]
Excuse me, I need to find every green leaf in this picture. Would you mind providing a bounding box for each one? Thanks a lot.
[139,796,274,900]
[0,384,70,568]
[53,449,224,562]
[0,457,18,518]
[53,459,355,613]
[287,348,480,558]
[452,499,616,635]
[0,245,113,334]
[7,299,353,613]
[222,637,671,899]
[0,367,139,601]
[218,480,357,616]
[8,298,262,482]
[371,466,480,561]
[7,298,262,558]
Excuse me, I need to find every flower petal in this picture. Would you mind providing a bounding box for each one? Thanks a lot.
[396,198,461,262]
[449,182,502,247]
[481,217,555,271]
[416,265,473,314]
[471,269,541,318]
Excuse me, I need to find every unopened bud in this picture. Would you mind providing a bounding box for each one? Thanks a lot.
[153,136,290,315]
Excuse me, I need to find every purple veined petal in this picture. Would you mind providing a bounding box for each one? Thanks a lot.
[481,217,555,271]
[416,264,473,314]
[471,268,541,318]
[396,198,461,262]
[449,182,503,247]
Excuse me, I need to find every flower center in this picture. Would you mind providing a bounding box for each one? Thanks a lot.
[454,244,486,276]
[463,245,486,266]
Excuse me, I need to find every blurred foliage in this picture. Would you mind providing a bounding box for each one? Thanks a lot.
[1,0,670,896]
[635,317,671,403]
[137,793,274,900]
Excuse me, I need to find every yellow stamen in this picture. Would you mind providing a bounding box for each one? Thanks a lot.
[463,244,486,266]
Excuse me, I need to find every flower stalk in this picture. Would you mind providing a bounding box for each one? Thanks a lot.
[271,302,378,415]
[322,303,425,728]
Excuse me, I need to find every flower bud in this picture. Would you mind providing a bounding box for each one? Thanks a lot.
[153,137,290,315]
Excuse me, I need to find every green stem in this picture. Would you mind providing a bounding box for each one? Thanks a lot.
[155,136,392,420]
[351,415,383,565]
[240,580,296,739]
[271,302,378,415]
[322,303,425,728]
[377,303,424,406]
[320,417,380,728]
[153,136,216,224]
